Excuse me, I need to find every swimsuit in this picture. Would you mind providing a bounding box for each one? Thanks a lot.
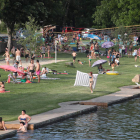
[112,67,114,69]
[36,70,41,75]
[20,118,26,121]
[73,57,76,60]
[25,54,29,58]
[16,56,21,61]
[29,70,35,73]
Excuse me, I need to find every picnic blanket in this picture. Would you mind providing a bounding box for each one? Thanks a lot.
[74,70,98,89]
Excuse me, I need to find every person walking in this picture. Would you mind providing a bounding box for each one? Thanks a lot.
[89,72,93,93]
[36,60,40,83]
[16,48,22,65]
[11,46,16,64]
[3,50,10,65]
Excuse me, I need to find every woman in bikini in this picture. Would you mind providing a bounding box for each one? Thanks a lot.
[0,117,7,130]
[18,110,31,126]
[0,82,5,92]
[89,72,94,93]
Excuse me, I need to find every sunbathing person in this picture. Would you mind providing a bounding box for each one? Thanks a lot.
[21,73,27,83]
[78,60,83,65]
[18,110,31,126]
[17,122,27,133]
[0,82,5,92]
[0,117,7,130]
[41,67,48,77]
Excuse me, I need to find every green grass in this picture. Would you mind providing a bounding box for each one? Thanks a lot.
[0,52,139,121]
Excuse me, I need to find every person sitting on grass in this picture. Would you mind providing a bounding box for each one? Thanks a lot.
[41,67,48,77]
[0,82,5,92]
[78,60,83,65]
[98,64,106,74]
[0,117,7,130]
[17,122,27,133]
[21,73,28,83]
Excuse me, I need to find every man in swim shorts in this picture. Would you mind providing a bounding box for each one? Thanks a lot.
[16,48,22,65]
[72,51,77,63]
[36,60,40,83]
[28,59,35,81]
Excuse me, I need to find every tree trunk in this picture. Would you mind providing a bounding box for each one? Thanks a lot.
[7,27,12,52]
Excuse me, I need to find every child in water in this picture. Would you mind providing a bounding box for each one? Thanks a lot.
[78,60,83,65]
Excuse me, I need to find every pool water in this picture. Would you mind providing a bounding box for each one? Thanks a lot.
[6,98,140,140]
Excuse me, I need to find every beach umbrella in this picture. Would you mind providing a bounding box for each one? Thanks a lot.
[87,34,102,40]
[0,65,24,75]
[92,59,107,67]
[101,41,114,48]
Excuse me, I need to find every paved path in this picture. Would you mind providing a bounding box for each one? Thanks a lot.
[0,59,65,68]
[80,85,140,106]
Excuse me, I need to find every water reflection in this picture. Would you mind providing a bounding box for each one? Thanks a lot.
[5,98,140,140]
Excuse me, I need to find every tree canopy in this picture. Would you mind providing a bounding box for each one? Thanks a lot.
[94,0,140,28]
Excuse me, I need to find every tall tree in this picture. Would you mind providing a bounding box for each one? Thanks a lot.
[94,0,140,28]
[0,0,47,51]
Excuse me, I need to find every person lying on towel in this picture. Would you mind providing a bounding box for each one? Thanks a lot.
[0,82,5,92]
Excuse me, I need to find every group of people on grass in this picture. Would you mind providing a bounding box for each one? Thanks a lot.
[0,110,31,132]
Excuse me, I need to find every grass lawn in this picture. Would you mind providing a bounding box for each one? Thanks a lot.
[0,52,139,121]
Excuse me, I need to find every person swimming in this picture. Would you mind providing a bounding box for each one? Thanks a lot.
[17,122,27,133]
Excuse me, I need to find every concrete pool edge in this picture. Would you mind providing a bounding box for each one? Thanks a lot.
[0,130,17,140]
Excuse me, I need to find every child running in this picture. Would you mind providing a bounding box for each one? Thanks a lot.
[72,51,77,63]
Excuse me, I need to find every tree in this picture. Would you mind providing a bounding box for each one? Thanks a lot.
[18,17,43,53]
[0,0,47,51]
[93,0,140,28]
[113,25,132,44]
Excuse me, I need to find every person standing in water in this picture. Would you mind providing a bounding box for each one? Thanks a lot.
[72,51,77,63]
[89,72,93,93]
[36,60,40,83]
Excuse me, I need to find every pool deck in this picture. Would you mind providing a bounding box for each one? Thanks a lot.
[1,85,140,139]
[0,130,17,140]
[80,85,140,106]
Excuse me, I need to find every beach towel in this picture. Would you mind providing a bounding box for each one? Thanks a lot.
[0,90,10,93]
[74,70,98,89]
